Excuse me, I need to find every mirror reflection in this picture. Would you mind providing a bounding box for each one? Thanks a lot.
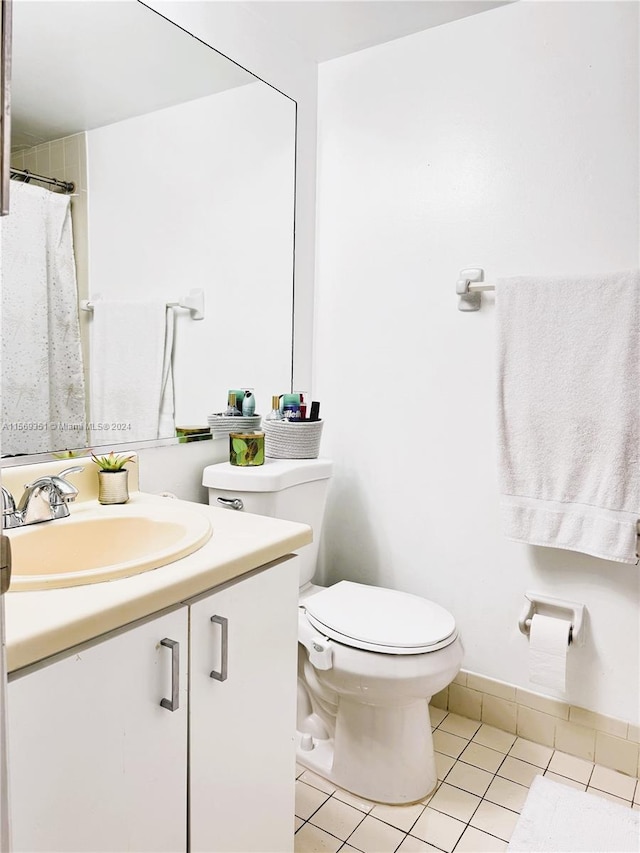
[2,0,296,458]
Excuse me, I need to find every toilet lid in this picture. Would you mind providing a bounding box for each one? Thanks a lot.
[303,581,458,654]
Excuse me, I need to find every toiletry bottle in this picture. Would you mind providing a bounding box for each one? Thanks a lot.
[282,393,301,420]
[242,391,255,417]
[265,395,283,421]
[226,392,241,416]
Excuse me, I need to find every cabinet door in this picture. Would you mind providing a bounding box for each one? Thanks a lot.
[190,559,299,853]
[8,607,188,853]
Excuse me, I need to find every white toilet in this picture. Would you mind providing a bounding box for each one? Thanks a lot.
[203,458,463,804]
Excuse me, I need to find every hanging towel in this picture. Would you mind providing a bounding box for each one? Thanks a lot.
[496,270,640,565]
[90,300,175,446]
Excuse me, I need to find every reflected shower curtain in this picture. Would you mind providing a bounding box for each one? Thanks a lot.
[1,182,86,455]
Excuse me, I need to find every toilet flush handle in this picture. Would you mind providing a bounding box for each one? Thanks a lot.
[216,497,244,511]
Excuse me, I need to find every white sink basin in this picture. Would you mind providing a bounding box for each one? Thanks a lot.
[7,503,213,590]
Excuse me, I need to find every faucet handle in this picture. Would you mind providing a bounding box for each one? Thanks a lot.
[2,486,16,513]
[57,466,85,479]
[1,486,20,529]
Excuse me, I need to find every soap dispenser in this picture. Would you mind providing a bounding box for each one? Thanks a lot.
[242,391,256,417]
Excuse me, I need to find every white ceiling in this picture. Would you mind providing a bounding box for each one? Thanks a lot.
[12,0,510,149]
[242,1,510,63]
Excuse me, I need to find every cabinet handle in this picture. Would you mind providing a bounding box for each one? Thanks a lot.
[160,638,180,712]
[209,615,228,682]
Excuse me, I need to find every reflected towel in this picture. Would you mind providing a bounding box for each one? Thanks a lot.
[497,270,640,565]
[90,300,175,445]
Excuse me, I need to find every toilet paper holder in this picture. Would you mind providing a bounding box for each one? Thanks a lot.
[518,592,585,647]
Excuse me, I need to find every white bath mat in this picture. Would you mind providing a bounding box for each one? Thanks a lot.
[507,775,639,852]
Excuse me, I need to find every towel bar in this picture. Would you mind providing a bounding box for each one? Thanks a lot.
[457,267,495,311]
[80,288,205,320]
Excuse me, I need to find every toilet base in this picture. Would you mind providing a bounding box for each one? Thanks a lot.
[296,698,438,805]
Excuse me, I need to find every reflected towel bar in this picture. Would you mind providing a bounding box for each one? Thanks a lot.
[80,289,204,320]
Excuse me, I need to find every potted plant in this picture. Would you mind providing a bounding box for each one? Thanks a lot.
[92,451,136,505]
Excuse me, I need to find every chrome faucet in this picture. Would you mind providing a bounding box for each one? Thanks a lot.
[2,466,84,528]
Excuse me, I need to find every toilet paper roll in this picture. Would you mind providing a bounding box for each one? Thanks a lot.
[528,614,571,691]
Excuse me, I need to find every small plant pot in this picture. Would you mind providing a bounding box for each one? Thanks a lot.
[98,470,130,505]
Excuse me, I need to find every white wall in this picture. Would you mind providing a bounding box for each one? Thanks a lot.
[124,1,318,499]
[87,81,295,426]
[314,1,639,722]
[148,1,318,392]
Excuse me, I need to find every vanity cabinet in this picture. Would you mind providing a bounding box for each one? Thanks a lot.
[7,558,299,853]
[8,607,189,852]
[189,561,299,853]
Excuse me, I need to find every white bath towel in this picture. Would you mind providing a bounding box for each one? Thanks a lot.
[497,270,640,565]
[90,300,175,446]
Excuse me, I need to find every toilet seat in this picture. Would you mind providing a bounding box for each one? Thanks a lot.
[302,581,458,654]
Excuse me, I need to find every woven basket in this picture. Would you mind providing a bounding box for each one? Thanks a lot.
[262,419,323,459]
[208,414,262,438]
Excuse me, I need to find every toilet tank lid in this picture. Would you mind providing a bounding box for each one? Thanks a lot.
[202,458,333,492]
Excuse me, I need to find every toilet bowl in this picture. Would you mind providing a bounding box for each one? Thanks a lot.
[297,580,463,803]
[202,458,463,804]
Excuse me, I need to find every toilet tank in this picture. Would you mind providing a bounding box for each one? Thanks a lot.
[202,458,333,587]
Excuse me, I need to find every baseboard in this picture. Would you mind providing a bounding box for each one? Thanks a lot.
[430,670,639,778]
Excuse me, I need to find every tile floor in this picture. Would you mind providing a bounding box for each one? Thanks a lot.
[294,708,640,852]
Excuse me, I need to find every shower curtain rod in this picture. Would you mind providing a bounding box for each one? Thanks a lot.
[10,167,75,194]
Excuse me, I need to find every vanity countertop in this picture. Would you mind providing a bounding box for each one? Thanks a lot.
[4,492,312,674]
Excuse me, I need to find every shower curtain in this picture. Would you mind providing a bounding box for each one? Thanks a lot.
[1,182,86,455]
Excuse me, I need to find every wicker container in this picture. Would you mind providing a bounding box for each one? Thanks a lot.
[262,419,323,459]
[207,414,262,439]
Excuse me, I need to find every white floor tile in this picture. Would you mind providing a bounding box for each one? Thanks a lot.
[435,751,456,781]
[589,764,637,800]
[301,769,338,795]
[497,756,543,787]
[396,835,443,852]
[427,783,481,822]
[472,724,517,754]
[429,707,448,728]
[296,781,332,820]
[409,807,466,852]
[438,712,482,740]
[469,800,520,841]
[432,729,468,759]
[346,815,406,853]
[459,741,505,773]
[369,801,425,833]
[420,781,441,805]
[546,750,594,784]
[586,787,633,807]
[310,797,366,841]
[508,737,553,768]
[333,787,376,814]
[455,826,509,852]
[294,822,342,853]
[543,771,586,791]
[483,776,529,812]
[293,721,640,853]
[445,761,494,797]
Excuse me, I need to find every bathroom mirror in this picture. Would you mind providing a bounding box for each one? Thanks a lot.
[2,0,296,459]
